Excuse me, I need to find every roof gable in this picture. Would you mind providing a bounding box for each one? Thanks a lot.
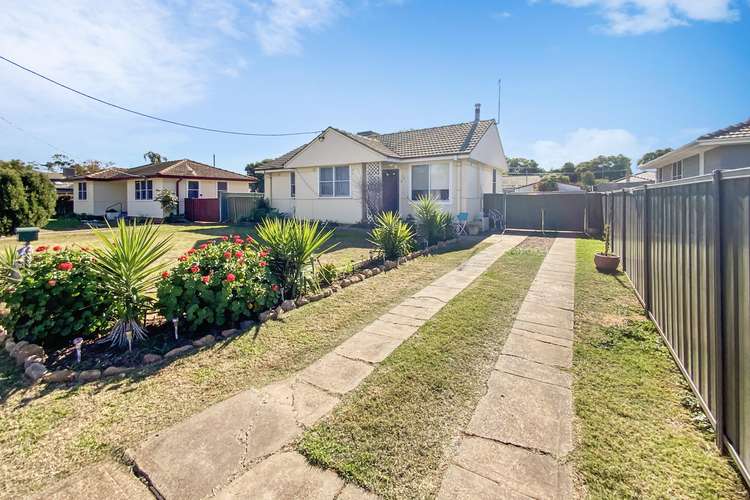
[698,118,750,141]
[284,128,389,169]
[71,159,254,181]
[260,119,498,170]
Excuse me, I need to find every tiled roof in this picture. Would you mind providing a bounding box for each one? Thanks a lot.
[698,118,750,141]
[259,120,496,170]
[71,159,255,181]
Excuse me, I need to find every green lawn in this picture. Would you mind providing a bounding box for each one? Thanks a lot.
[0,222,373,268]
[572,239,746,498]
[0,239,489,499]
[298,240,548,499]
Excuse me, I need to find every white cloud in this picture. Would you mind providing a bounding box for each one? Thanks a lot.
[0,1,207,111]
[547,0,739,34]
[252,0,343,55]
[530,128,650,169]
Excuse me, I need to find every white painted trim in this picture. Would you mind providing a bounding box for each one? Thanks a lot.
[699,151,705,175]
[408,162,452,204]
[316,165,353,199]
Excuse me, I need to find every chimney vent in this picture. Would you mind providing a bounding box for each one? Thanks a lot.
[474,103,481,121]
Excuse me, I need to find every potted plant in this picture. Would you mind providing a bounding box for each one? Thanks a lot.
[595,224,620,273]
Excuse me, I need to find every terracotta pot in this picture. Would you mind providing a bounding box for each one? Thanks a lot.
[594,253,621,273]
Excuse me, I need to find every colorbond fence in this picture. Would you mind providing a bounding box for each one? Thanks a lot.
[603,167,750,485]
[483,192,603,233]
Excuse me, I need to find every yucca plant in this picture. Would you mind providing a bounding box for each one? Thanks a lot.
[412,195,446,246]
[255,217,337,297]
[89,219,173,348]
[0,246,20,293]
[369,211,414,261]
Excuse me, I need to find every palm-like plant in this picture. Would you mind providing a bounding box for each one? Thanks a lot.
[369,211,414,261]
[412,195,447,245]
[255,217,337,297]
[89,219,173,348]
[0,246,20,293]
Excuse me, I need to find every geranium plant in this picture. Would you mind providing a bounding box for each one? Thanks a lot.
[1,246,110,347]
[156,235,281,332]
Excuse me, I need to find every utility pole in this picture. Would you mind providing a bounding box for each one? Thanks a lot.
[497,78,502,125]
[213,154,216,167]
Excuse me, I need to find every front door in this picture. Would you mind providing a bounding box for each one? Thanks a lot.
[382,169,399,214]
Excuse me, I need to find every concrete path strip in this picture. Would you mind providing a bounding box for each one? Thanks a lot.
[119,234,526,500]
[437,237,577,500]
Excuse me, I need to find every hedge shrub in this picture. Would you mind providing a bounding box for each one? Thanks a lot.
[156,235,281,332]
[1,246,111,347]
[0,161,56,235]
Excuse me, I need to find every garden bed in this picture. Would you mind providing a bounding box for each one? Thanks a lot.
[0,237,489,499]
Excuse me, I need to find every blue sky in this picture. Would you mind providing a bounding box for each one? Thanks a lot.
[1,0,748,172]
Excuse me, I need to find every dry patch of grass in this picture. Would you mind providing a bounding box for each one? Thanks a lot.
[0,240,486,498]
[298,244,547,499]
[572,239,746,498]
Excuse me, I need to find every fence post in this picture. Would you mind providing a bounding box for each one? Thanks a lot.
[621,189,627,271]
[643,185,652,311]
[711,169,725,453]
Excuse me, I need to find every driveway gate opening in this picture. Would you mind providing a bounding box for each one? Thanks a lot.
[483,192,603,233]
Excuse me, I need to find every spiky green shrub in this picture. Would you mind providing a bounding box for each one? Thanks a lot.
[157,234,280,332]
[412,195,450,246]
[369,211,414,261]
[255,218,337,297]
[88,219,173,347]
[1,246,110,347]
[438,211,457,241]
[314,262,339,288]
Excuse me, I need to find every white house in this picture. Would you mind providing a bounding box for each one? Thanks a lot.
[71,159,255,220]
[257,106,507,224]
[641,118,750,182]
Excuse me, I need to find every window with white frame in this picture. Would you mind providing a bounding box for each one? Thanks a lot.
[187,180,199,198]
[290,172,296,198]
[217,181,227,194]
[135,180,153,200]
[319,166,350,197]
[671,160,683,180]
[77,182,87,200]
[492,169,497,194]
[411,164,449,201]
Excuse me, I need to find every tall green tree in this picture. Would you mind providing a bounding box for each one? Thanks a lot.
[144,151,167,164]
[246,160,270,192]
[506,157,543,175]
[637,148,673,166]
[575,154,632,181]
[43,154,109,175]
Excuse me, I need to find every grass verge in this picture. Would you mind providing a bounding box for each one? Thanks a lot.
[0,239,485,498]
[298,241,548,499]
[572,239,746,498]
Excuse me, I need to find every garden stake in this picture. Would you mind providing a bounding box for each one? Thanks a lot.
[172,318,179,340]
[125,330,133,352]
[73,337,83,363]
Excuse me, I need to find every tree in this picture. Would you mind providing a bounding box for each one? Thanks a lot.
[506,157,543,175]
[144,151,167,164]
[74,160,110,176]
[575,154,632,181]
[637,148,673,166]
[0,160,56,235]
[580,170,596,186]
[246,160,271,192]
[535,174,571,192]
[42,154,109,175]
[43,153,74,172]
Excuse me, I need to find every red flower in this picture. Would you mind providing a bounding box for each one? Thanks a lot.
[235,250,244,258]
[179,255,188,262]
[47,279,57,287]
[225,273,236,282]
[271,284,280,292]
[161,271,170,279]
[35,245,47,252]
[57,261,73,271]
[234,238,243,245]
[187,248,196,255]
[190,264,200,273]
[53,245,62,251]
[246,235,254,243]
[223,251,232,259]
[199,243,208,250]
[259,261,267,267]
[202,275,210,284]
[259,249,269,258]
[221,235,229,241]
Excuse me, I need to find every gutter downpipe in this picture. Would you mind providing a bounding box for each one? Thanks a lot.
[175,179,182,216]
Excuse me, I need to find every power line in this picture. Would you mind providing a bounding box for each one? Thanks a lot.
[0,54,322,137]
[0,113,74,157]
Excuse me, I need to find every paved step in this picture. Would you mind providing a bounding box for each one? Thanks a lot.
[126,234,526,499]
[437,237,577,500]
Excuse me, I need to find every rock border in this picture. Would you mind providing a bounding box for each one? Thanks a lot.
[0,238,462,387]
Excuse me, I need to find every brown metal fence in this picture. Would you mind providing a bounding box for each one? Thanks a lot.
[483,192,603,233]
[603,168,750,485]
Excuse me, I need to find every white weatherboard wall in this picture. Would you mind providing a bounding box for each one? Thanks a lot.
[470,123,507,170]
[93,181,127,215]
[73,181,94,215]
[267,165,363,223]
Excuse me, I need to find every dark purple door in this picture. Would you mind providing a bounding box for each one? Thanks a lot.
[382,169,399,214]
